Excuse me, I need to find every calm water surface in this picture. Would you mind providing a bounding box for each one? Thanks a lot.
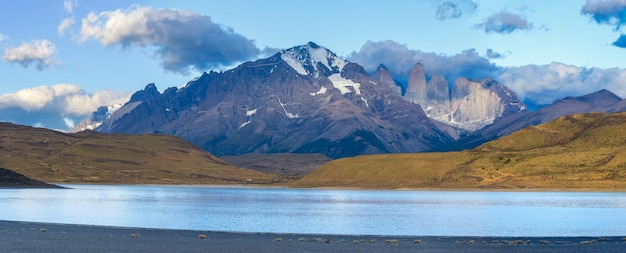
[1,185,625,236]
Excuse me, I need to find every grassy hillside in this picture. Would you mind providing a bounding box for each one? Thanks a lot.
[293,112,626,190]
[0,123,277,184]
[220,153,332,177]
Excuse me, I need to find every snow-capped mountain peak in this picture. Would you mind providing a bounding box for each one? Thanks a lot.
[280,42,347,78]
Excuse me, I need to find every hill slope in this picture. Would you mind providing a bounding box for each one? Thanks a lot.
[0,123,276,184]
[0,167,62,188]
[292,112,626,190]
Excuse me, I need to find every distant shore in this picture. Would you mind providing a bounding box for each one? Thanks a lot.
[1,220,625,253]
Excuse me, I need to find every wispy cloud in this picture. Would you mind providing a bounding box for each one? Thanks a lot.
[78,5,260,74]
[435,0,477,20]
[474,11,543,34]
[58,0,77,35]
[58,18,75,35]
[485,49,505,59]
[2,39,57,70]
[63,0,77,14]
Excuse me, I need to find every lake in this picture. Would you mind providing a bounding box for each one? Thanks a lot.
[1,185,625,236]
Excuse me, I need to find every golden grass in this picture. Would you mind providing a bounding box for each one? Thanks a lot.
[0,123,277,184]
[292,112,626,190]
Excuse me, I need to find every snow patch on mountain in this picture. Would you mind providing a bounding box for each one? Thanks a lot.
[329,74,361,95]
[279,42,348,77]
[277,97,300,119]
[310,86,327,96]
[246,109,257,116]
[281,53,308,75]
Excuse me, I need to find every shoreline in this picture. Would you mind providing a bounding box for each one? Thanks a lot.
[47,182,626,192]
[1,220,625,253]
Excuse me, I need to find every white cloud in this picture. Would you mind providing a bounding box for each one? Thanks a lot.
[0,84,131,131]
[58,18,75,35]
[78,5,260,73]
[498,62,626,104]
[0,84,130,116]
[0,33,7,42]
[2,39,57,70]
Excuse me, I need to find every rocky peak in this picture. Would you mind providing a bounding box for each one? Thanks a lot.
[279,42,348,78]
[372,64,403,95]
[571,89,622,107]
[129,83,160,103]
[448,78,525,131]
[405,63,427,106]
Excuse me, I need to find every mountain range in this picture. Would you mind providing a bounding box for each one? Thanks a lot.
[84,42,624,159]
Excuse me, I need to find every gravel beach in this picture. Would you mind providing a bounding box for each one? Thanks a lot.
[1,220,625,253]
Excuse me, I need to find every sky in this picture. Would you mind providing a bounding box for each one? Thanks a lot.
[1,0,626,130]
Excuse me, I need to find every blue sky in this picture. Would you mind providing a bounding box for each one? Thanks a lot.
[1,0,626,130]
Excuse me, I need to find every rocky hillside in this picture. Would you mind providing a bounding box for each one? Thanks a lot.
[292,112,626,190]
[96,42,454,159]
[0,122,276,184]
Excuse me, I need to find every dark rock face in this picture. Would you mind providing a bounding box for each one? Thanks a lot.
[97,43,454,159]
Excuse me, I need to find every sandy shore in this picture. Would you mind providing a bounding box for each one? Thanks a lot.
[1,220,625,253]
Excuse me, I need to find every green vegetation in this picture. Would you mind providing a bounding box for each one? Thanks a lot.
[0,123,277,184]
[292,112,626,190]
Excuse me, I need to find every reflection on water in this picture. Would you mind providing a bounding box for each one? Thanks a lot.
[1,185,625,236]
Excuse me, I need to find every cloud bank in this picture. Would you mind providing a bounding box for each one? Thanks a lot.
[348,40,626,105]
[474,11,538,34]
[498,62,626,104]
[0,85,130,130]
[435,0,477,20]
[79,5,260,73]
[2,39,57,70]
[348,40,498,84]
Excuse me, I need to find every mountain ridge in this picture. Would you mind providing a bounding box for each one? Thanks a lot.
[96,42,455,159]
